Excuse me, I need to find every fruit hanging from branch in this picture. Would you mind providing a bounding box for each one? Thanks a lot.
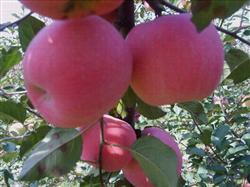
[81,115,137,172]
[19,0,124,20]
[127,13,224,106]
[123,127,183,187]
[23,16,132,128]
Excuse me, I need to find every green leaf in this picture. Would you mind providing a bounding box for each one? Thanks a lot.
[187,147,206,157]
[0,101,27,123]
[224,48,250,84]
[20,126,52,158]
[208,164,227,174]
[243,30,250,36]
[136,99,166,120]
[122,87,166,119]
[191,0,248,31]
[242,133,250,148]
[0,47,21,78]
[122,87,137,108]
[225,48,249,71]
[19,128,82,181]
[213,174,226,185]
[178,101,208,125]
[211,124,230,150]
[18,16,45,52]
[1,152,18,162]
[131,136,178,187]
[200,127,212,145]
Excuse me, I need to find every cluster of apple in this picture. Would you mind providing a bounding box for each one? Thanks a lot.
[80,114,182,187]
[20,0,224,186]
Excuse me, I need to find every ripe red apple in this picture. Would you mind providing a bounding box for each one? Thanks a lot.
[126,13,224,106]
[19,0,124,20]
[81,115,136,172]
[123,127,183,187]
[23,16,132,128]
[243,180,250,187]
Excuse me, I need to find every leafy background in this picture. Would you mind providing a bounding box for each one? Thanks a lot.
[0,0,250,186]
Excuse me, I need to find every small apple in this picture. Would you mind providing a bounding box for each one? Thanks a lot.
[123,127,182,187]
[126,13,224,106]
[23,16,132,128]
[19,0,124,20]
[81,115,136,172]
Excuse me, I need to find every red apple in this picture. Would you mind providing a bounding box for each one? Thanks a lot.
[81,115,136,172]
[243,180,250,187]
[123,127,183,187]
[126,13,224,106]
[19,0,124,20]
[23,16,132,128]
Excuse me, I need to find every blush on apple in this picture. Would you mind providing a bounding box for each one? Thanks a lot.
[19,0,124,20]
[23,16,132,128]
[126,13,224,106]
[81,115,136,172]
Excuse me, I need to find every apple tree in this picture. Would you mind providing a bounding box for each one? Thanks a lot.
[0,0,250,186]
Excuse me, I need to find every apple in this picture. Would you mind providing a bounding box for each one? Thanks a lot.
[19,0,124,20]
[243,180,250,187]
[126,13,224,106]
[23,16,132,128]
[81,115,136,172]
[123,127,182,187]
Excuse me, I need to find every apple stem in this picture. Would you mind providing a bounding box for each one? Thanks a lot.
[117,0,135,37]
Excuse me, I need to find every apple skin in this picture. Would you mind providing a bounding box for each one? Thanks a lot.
[126,13,224,106]
[19,0,124,20]
[23,16,132,128]
[123,127,182,187]
[243,180,250,187]
[81,115,136,172]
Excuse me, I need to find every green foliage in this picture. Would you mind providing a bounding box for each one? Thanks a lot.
[191,0,248,31]
[225,48,250,84]
[131,136,178,187]
[19,128,82,181]
[18,16,45,52]
[123,87,166,120]
[0,0,249,186]
[0,101,26,123]
[0,47,21,78]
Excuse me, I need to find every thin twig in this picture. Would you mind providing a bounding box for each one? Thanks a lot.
[0,12,32,32]
[98,117,105,187]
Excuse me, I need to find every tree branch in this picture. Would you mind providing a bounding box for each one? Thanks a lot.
[0,12,32,32]
[149,0,250,46]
